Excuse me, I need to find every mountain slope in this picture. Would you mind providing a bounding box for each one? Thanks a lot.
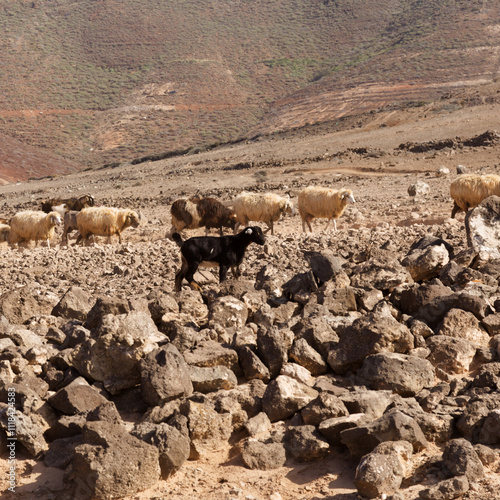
[0,0,498,176]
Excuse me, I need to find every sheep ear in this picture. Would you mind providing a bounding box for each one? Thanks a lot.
[245,228,253,234]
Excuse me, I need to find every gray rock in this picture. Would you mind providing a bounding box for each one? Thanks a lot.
[419,475,469,499]
[340,409,428,459]
[208,295,248,330]
[402,237,451,282]
[241,439,287,470]
[0,285,59,324]
[327,307,414,374]
[350,249,413,292]
[478,409,500,445]
[256,326,288,379]
[408,181,430,197]
[289,338,327,376]
[355,441,413,499]
[284,425,330,462]
[133,421,190,479]
[244,412,272,438]
[183,340,239,373]
[262,375,318,422]
[301,392,349,426]
[466,195,500,261]
[318,414,368,446]
[359,352,435,396]
[238,345,270,382]
[48,377,109,415]
[51,286,93,321]
[72,421,160,499]
[303,250,344,283]
[71,310,165,395]
[442,438,484,482]
[182,400,232,459]
[426,335,476,375]
[437,308,490,348]
[0,404,48,457]
[340,389,392,418]
[457,394,500,441]
[44,435,82,469]
[316,284,357,315]
[189,365,237,393]
[140,344,193,406]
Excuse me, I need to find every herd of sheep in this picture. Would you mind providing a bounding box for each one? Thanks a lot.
[0,172,499,290]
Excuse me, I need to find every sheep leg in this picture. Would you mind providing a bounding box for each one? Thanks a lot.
[303,215,313,233]
[451,202,463,219]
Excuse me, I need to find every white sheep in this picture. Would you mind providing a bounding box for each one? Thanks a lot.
[76,207,140,245]
[0,223,10,242]
[298,186,355,232]
[232,192,294,235]
[449,173,500,218]
[8,211,62,248]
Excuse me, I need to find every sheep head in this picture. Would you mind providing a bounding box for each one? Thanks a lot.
[48,212,63,226]
[126,210,141,228]
[341,190,356,204]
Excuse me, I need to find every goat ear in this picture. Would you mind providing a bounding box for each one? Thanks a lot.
[245,228,253,234]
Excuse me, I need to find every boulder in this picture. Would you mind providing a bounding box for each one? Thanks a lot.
[262,375,318,422]
[359,352,435,396]
[350,249,413,292]
[436,308,490,348]
[70,311,165,394]
[241,439,287,470]
[48,377,109,415]
[426,336,476,375]
[419,475,469,500]
[408,181,430,197]
[238,345,270,382]
[189,365,237,393]
[355,441,413,499]
[256,326,288,379]
[72,421,160,499]
[442,438,484,482]
[402,236,451,282]
[327,306,414,374]
[208,295,248,330]
[301,392,349,426]
[182,400,232,459]
[140,344,193,406]
[465,195,500,261]
[340,409,428,459]
[289,338,328,376]
[51,286,93,321]
[303,249,345,283]
[284,425,330,462]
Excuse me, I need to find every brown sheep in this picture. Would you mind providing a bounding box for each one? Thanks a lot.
[170,196,237,236]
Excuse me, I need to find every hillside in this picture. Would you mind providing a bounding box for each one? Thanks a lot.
[0,0,499,180]
[1,83,500,499]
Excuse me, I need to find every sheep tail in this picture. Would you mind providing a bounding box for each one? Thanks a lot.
[171,232,183,247]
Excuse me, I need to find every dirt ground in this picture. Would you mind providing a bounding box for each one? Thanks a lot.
[0,91,500,499]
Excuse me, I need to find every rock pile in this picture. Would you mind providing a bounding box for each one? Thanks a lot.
[1,197,500,499]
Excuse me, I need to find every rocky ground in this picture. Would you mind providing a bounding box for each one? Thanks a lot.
[0,98,500,499]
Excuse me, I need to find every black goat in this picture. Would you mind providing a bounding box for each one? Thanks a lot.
[172,226,265,292]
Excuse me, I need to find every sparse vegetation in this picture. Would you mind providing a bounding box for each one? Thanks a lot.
[0,0,498,173]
